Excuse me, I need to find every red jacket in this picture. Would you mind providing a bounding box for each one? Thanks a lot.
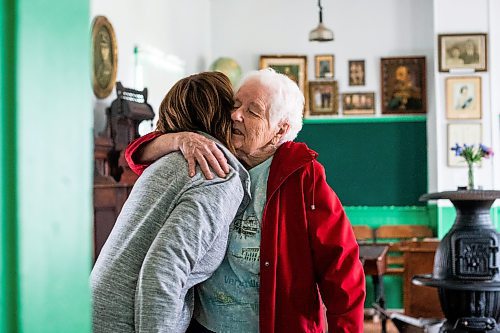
[125,133,365,333]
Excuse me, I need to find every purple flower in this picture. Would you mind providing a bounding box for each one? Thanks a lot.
[451,143,463,156]
[480,144,494,158]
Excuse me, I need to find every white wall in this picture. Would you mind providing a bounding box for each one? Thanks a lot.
[91,0,212,134]
[210,0,434,116]
[88,0,498,193]
[433,0,498,193]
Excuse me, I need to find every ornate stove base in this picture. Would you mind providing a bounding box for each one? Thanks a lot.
[440,317,500,333]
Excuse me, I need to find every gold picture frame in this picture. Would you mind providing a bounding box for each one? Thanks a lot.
[91,15,118,99]
[446,76,481,119]
[381,56,427,114]
[315,54,334,79]
[348,60,365,86]
[308,81,338,116]
[342,92,375,115]
[259,55,308,111]
[438,33,487,72]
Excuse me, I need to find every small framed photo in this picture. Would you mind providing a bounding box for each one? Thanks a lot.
[342,92,375,115]
[348,60,365,86]
[309,81,338,116]
[315,55,334,79]
[438,33,487,72]
[447,123,482,167]
[381,56,426,114]
[446,76,481,119]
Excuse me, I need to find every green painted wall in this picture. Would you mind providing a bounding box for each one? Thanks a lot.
[297,117,428,206]
[0,0,18,332]
[15,0,92,332]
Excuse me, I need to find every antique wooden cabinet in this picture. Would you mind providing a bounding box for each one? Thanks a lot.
[93,83,154,261]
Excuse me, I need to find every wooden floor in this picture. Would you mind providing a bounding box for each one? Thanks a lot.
[363,317,399,333]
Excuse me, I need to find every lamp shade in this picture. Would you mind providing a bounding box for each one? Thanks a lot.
[309,23,334,42]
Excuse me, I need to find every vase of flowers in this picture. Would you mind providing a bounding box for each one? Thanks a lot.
[451,143,494,190]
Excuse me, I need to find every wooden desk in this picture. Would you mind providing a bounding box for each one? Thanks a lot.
[401,240,443,319]
[359,244,389,333]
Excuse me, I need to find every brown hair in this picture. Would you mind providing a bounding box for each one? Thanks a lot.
[156,71,234,151]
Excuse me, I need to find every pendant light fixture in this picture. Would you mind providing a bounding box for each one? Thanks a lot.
[309,0,334,42]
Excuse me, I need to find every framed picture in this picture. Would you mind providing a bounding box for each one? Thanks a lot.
[381,56,426,114]
[308,81,338,116]
[259,55,308,111]
[315,55,334,78]
[91,15,118,99]
[447,123,482,167]
[342,92,375,115]
[438,33,487,72]
[348,60,365,86]
[446,76,481,119]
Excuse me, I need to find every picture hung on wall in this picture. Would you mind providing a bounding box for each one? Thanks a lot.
[446,76,481,119]
[348,60,365,86]
[314,55,334,79]
[91,15,118,99]
[342,92,375,115]
[381,56,426,114]
[259,55,308,111]
[308,81,338,116]
[438,33,487,72]
[447,123,482,167]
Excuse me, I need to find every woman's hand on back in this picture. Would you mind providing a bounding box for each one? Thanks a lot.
[177,132,229,179]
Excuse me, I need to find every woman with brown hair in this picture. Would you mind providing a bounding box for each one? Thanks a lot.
[91,72,250,333]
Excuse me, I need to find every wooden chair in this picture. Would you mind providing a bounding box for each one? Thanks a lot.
[374,225,433,275]
[352,225,375,243]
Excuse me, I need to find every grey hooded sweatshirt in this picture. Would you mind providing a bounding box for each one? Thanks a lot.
[91,134,250,333]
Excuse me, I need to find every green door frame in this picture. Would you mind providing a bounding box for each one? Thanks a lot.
[1,0,92,332]
[1,0,18,331]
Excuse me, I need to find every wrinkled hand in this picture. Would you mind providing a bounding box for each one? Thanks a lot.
[177,132,230,179]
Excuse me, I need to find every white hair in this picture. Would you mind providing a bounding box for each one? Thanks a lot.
[235,68,304,144]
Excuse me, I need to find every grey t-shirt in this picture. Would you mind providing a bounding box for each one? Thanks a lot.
[91,136,250,333]
[195,157,272,332]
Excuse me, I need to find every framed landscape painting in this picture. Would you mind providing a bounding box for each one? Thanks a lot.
[438,33,487,72]
[259,55,308,111]
[381,56,426,114]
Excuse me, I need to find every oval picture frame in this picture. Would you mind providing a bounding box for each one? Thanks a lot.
[91,15,118,99]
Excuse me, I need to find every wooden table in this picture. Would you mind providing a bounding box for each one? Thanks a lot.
[359,244,389,333]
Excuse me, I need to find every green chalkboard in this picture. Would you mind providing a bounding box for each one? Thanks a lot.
[296,118,428,206]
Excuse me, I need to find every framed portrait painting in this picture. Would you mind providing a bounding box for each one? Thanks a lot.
[381,56,426,114]
[446,76,481,119]
[447,123,482,167]
[308,81,338,116]
[315,55,334,79]
[342,92,375,115]
[348,60,365,86]
[438,33,487,72]
[91,15,118,99]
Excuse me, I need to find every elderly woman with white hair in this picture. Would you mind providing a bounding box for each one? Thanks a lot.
[124,69,365,333]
